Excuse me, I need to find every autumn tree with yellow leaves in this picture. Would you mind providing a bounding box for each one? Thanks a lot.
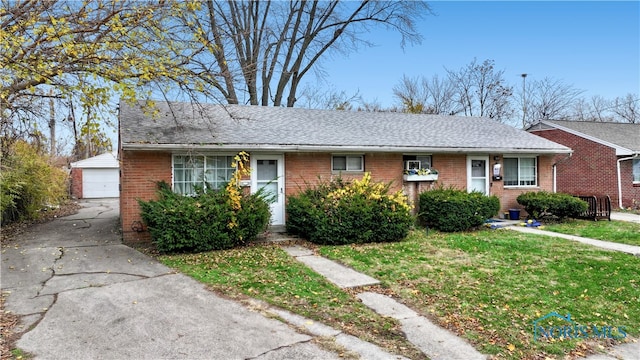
[0,0,217,155]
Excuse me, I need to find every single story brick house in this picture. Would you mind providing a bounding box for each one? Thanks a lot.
[119,101,571,242]
[527,120,640,209]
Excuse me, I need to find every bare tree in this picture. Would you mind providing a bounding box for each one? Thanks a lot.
[445,59,514,122]
[297,85,363,110]
[393,75,428,114]
[423,75,459,115]
[176,1,431,107]
[523,77,584,126]
[571,96,615,122]
[392,74,459,115]
[611,93,639,123]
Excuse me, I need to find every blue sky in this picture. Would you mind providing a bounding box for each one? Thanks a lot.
[313,1,640,108]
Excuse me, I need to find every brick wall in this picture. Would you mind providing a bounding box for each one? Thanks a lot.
[283,152,555,214]
[489,154,555,217]
[284,152,404,197]
[120,150,172,243]
[530,129,630,208]
[70,168,82,199]
[120,150,560,242]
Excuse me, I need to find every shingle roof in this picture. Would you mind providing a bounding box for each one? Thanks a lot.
[540,120,640,153]
[119,101,571,154]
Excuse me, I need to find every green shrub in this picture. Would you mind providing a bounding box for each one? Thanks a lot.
[418,187,500,232]
[1,141,68,224]
[286,173,413,245]
[516,191,588,219]
[138,182,270,253]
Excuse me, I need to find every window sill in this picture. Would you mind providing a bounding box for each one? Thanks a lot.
[503,186,540,189]
[332,170,364,174]
[633,182,640,187]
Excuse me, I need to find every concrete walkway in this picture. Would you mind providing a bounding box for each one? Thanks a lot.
[610,211,640,223]
[284,245,380,288]
[284,245,487,360]
[507,226,640,256]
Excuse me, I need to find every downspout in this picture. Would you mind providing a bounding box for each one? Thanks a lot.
[617,153,640,209]
[552,153,573,193]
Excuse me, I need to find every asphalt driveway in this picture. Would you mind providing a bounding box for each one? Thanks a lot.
[1,199,338,359]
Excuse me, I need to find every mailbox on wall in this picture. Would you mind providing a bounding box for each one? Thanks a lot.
[493,163,502,181]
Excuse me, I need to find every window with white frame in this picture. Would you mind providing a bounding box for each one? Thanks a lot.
[633,159,640,183]
[173,155,235,194]
[503,157,537,186]
[332,155,364,172]
[403,155,432,170]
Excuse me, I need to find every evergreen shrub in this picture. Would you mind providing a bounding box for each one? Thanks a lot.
[418,187,500,232]
[286,174,413,245]
[516,191,588,219]
[138,181,270,253]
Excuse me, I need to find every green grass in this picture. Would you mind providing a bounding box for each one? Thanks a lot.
[319,229,640,360]
[156,226,640,360]
[158,244,426,359]
[542,219,640,246]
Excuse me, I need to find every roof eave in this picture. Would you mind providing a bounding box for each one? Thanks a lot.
[121,142,572,154]
[539,120,635,155]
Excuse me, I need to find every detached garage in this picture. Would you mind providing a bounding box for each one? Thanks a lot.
[70,152,120,198]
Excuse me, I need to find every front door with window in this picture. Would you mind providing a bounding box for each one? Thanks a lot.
[251,155,285,225]
[467,156,489,195]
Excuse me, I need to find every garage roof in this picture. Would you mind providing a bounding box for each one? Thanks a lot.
[70,152,119,169]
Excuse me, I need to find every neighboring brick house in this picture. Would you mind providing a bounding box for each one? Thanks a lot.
[528,120,640,209]
[119,101,571,243]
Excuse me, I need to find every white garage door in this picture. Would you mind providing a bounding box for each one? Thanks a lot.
[83,168,119,198]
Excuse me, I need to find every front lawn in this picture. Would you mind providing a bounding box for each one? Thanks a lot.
[542,219,640,246]
[319,229,640,359]
[158,228,640,360]
[158,244,426,359]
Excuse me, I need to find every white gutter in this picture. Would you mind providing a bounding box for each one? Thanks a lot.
[553,164,556,193]
[552,153,573,193]
[121,143,572,154]
[617,153,640,209]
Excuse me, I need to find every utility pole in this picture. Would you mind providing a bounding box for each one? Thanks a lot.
[49,89,56,156]
[521,73,527,129]
[49,91,56,155]
[85,106,91,159]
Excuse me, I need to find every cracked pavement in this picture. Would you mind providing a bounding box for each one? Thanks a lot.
[1,199,340,359]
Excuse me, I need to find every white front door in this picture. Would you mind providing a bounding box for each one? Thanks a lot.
[467,156,489,195]
[251,155,285,225]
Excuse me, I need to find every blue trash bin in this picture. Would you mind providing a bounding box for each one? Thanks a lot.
[508,209,521,220]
